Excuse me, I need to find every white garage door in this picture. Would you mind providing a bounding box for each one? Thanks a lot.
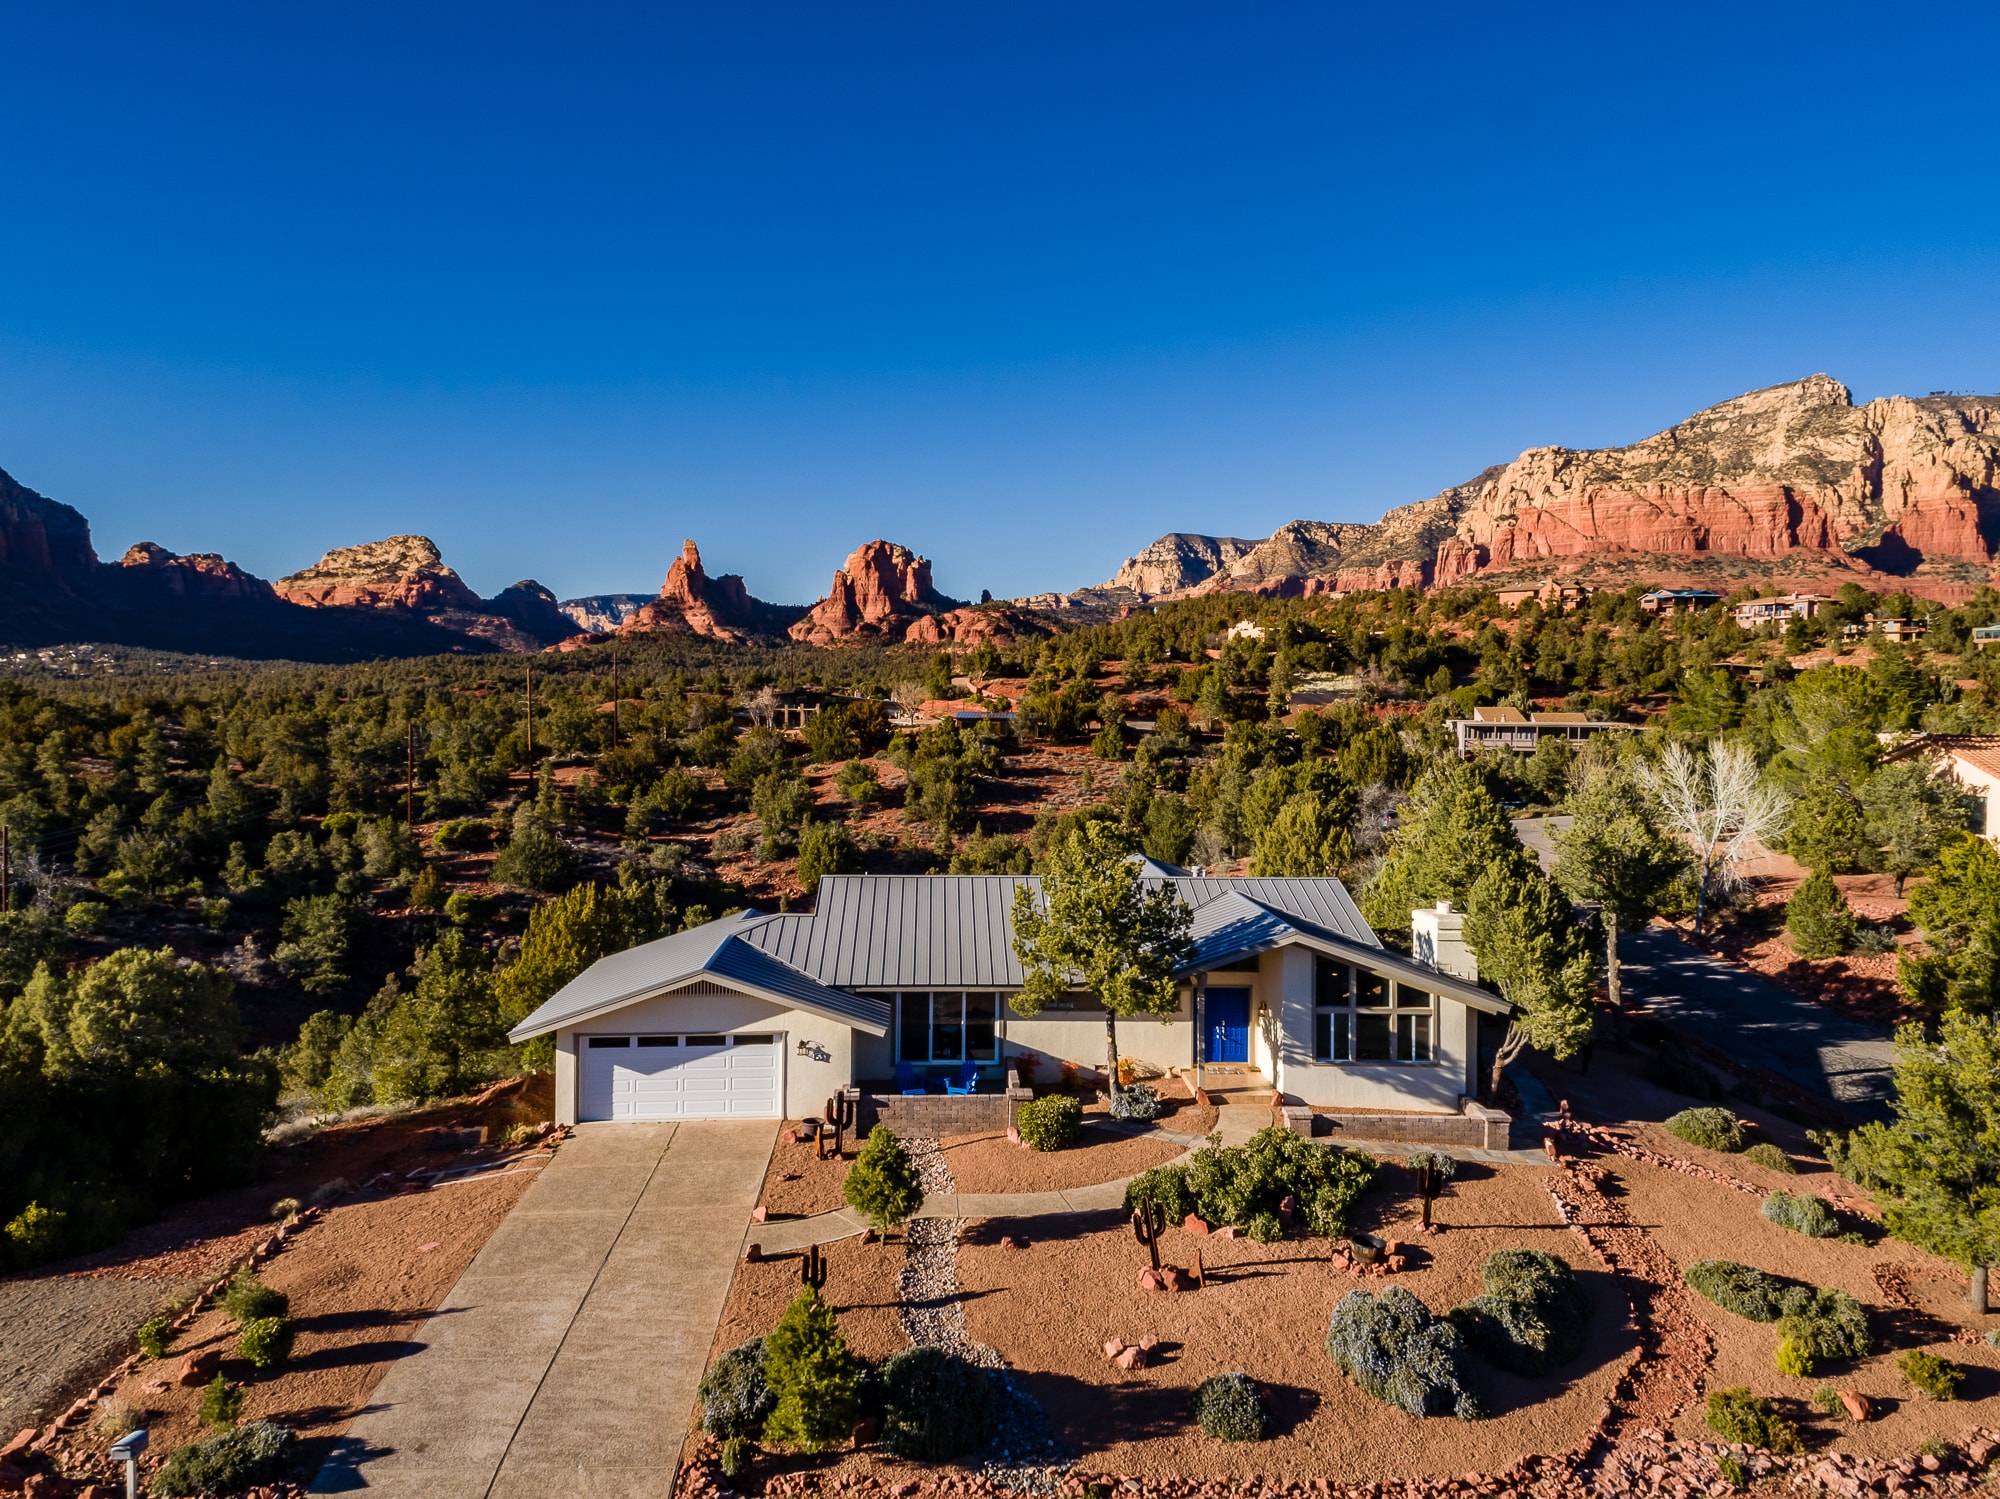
[578,1032,782,1121]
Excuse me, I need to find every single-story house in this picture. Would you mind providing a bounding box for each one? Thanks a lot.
[506,869,1512,1139]
[1446,704,1630,758]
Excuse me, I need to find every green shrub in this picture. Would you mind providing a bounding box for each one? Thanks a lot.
[1899,1349,1963,1401]
[1451,1249,1590,1376]
[238,1316,294,1371]
[1683,1260,1811,1322]
[491,816,576,891]
[443,890,498,927]
[1742,1142,1796,1173]
[1775,1335,1814,1377]
[223,1269,288,1324]
[1811,1385,1842,1414]
[1191,1372,1268,1440]
[198,1371,243,1429]
[1664,1107,1745,1152]
[1326,1286,1482,1420]
[699,1337,775,1440]
[879,1346,994,1459]
[720,1435,751,1478]
[1717,1452,1747,1488]
[795,819,862,891]
[761,1292,860,1452]
[1777,1289,1869,1365]
[1245,1210,1283,1243]
[1646,1037,1723,1100]
[152,1420,294,1497]
[842,1126,924,1232]
[1183,1127,1376,1239]
[1016,1094,1083,1152]
[270,1196,301,1221]
[1761,1191,1839,1238]
[64,901,108,935]
[137,1314,174,1360]
[1124,1163,1196,1224]
[1787,869,1857,958]
[4,1201,69,1266]
[1703,1387,1800,1452]
[432,818,492,850]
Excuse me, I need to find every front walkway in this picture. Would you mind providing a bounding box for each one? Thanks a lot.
[312,1120,774,1499]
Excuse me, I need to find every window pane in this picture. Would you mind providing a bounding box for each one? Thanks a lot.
[898,994,929,1062]
[1357,970,1390,1008]
[1355,1013,1392,1061]
[1313,1011,1331,1061]
[1395,984,1435,1013]
[588,1036,630,1048]
[1314,958,1352,1008]
[1397,1014,1432,1062]
[1334,1012,1350,1061]
[636,1036,678,1047]
[932,993,964,1061]
[686,1035,726,1047]
[734,1034,773,1045]
[966,993,998,1059]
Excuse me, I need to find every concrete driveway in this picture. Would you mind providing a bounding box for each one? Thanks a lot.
[314,1120,774,1498]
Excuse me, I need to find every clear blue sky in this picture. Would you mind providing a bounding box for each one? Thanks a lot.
[3,3,1996,605]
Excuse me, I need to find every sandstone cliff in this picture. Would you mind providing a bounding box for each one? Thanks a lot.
[788,540,961,646]
[1110,532,1263,594]
[275,535,485,611]
[558,593,652,633]
[616,540,803,643]
[1080,378,2000,606]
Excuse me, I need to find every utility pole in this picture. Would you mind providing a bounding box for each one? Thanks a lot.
[1,827,9,915]
[406,723,415,830]
[525,661,534,760]
[610,646,619,750]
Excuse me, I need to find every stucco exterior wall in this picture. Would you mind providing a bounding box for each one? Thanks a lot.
[1272,944,1475,1113]
[1000,994,1193,1084]
[552,982,868,1122]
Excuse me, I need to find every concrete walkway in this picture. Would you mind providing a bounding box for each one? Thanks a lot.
[1620,923,1896,1117]
[313,1120,774,1499]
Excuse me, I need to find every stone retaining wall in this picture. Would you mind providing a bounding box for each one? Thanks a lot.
[855,1077,1034,1137]
[1297,1098,1515,1149]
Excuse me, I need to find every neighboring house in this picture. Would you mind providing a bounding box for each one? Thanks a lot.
[506,870,1511,1134]
[1639,588,1723,615]
[1732,592,1830,627]
[1495,579,1591,612]
[1446,704,1630,758]
[1225,619,1267,640]
[1974,624,2000,650]
[1878,734,1999,840]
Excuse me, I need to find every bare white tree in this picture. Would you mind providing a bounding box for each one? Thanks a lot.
[1637,738,1790,934]
[743,686,784,728]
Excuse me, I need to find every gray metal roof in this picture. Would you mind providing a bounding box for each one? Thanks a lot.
[505,909,891,1042]
[739,873,1380,990]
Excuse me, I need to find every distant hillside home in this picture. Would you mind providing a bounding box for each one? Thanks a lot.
[1447,704,1630,758]
[506,870,1515,1146]
[1639,587,1723,615]
[1733,592,1831,627]
[1879,735,1999,840]
[1973,624,2000,650]
[1495,579,1591,612]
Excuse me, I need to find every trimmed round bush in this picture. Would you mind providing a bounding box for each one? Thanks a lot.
[1703,1387,1800,1453]
[1683,1260,1811,1322]
[699,1336,774,1439]
[1664,1108,1745,1153]
[1777,1288,1869,1365]
[1775,1335,1814,1377]
[1109,1082,1161,1121]
[1191,1372,1267,1441]
[1451,1249,1590,1376]
[1016,1094,1083,1152]
[879,1346,994,1459]
[223,1270,288,1325]
[153,1420,295,1497]
[1761,1191,1839,1238]
[237,1315,294,1371]
[1327,1286,1482,1421]
[1899,1349,1963,1401]
[1742,1142,1796,1173]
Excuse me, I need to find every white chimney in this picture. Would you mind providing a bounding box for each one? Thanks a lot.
[1411,900,1478,982]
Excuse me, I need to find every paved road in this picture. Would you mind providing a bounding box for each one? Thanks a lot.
[1619,923,1896,1118]
[313,1120,774,1499]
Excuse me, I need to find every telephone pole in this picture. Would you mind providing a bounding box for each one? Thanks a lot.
[525,661,534,760]
[406,723,415,830]
[610,646,619,750]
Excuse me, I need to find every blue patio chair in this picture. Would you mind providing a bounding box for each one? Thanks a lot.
[895,1061,927,1096]
[942,1060,979,1095]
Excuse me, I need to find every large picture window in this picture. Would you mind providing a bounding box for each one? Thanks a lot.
[896,992,999,1063]
[1312,958,1434,1064]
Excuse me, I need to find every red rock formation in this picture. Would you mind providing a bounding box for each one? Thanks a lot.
[618,539,798,643]
[117,543,275,605]
[0,466,98,595]
[902,604,1048,647]
[789,540,958,646]
[275,535,484,611]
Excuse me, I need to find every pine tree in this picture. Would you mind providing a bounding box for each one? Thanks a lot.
[1362,761,1538,942]
[841,1125,923,1231]
[1250,792,1350,877]
[1554,750,1690,1014]
[761,1291,861,1453]
[1786,869,1857,959]
[1464,864,1596,1096]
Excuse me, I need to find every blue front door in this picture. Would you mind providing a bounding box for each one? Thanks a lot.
[1204,987,1250,1063]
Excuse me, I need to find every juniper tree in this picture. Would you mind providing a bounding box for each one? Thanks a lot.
[1554,748,1689,1014]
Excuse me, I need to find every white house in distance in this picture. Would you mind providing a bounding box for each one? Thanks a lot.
[1732,592,1831,628]
[507,868,1516,1148]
